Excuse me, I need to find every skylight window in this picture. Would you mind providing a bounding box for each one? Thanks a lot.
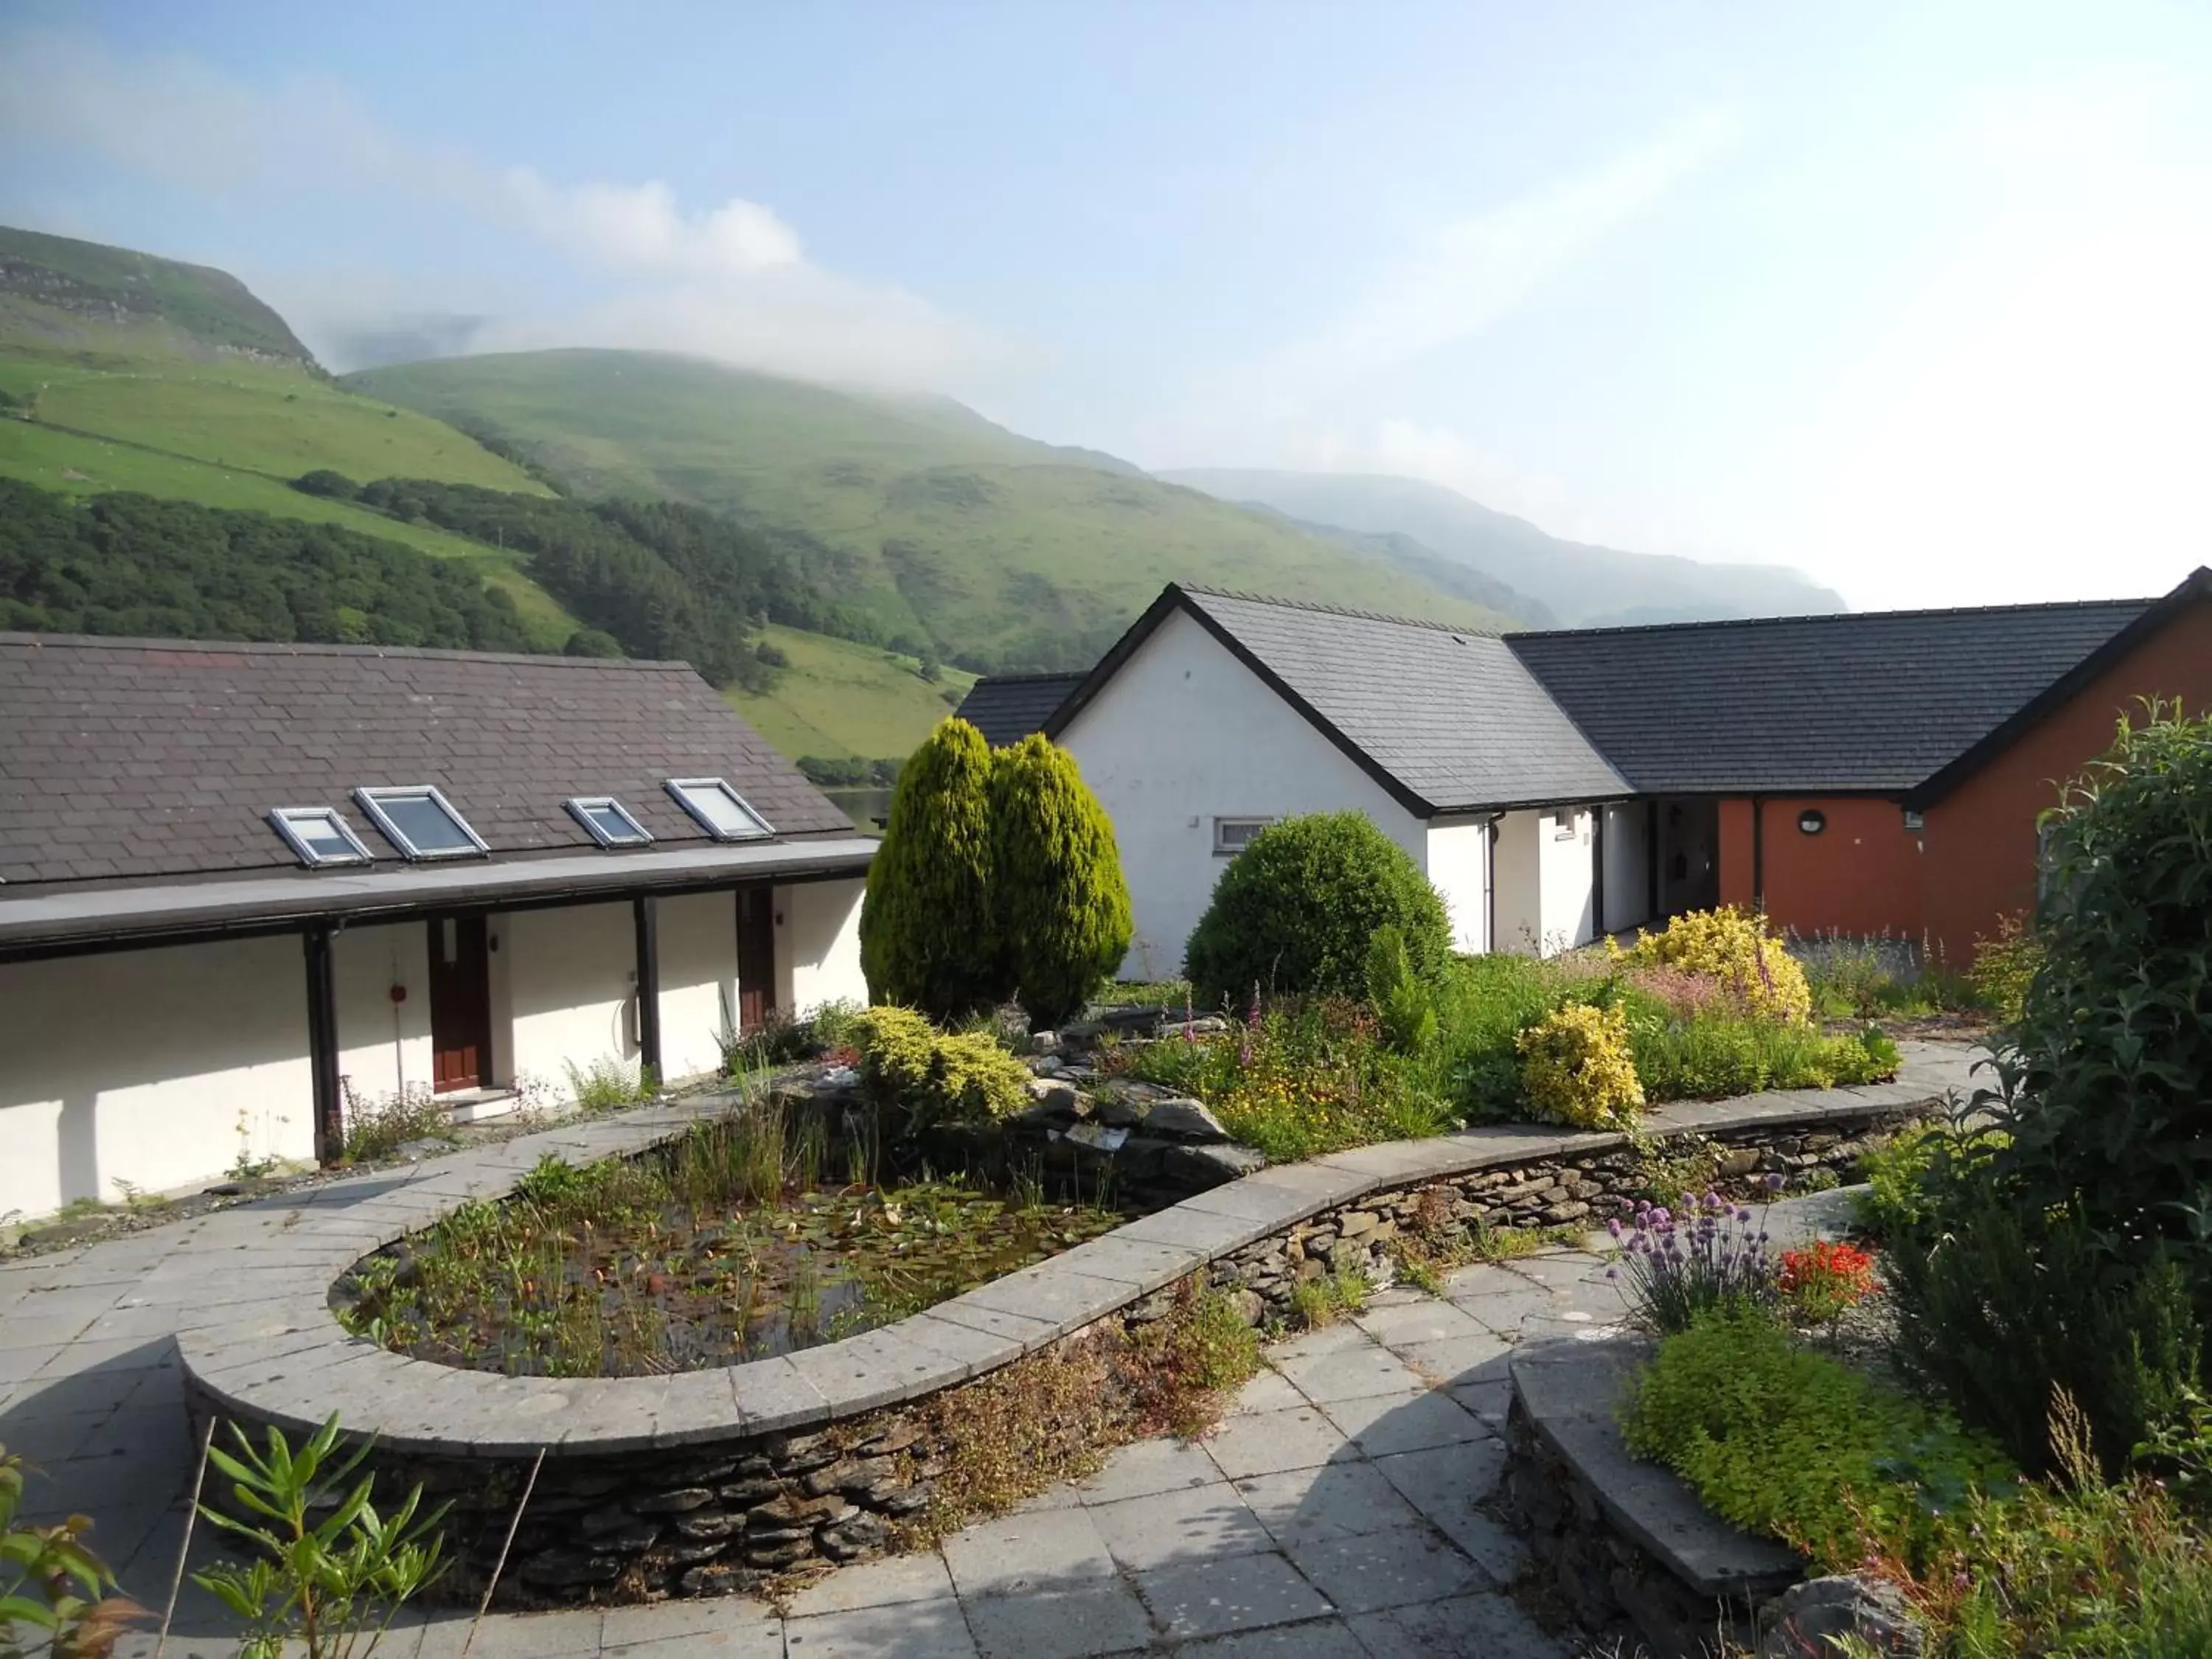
[567,796,654,849]
[665,778,773,841]
[268,807,373,869]
[354,786,488,861]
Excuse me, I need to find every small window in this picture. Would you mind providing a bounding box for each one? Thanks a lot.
[268,807,373,868]
[566,796,653,849]
[354,786,488,860]
[666,778,773,841]
[1214,816,1274,855]
[1548,810,1579,841]
[1798,809,1828,836]
[1902,808,1924,832]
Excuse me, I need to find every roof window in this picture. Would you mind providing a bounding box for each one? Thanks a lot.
[268,807,374,869]
[665,778,773,841]
[567,796,654,848]
[354,786,489,861]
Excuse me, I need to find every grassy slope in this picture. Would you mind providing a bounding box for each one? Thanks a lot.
[0,292,582,650]
[344,350,1522,667]
[727,622,977,759]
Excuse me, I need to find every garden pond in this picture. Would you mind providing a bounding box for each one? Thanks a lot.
[333,1107,1128,1377]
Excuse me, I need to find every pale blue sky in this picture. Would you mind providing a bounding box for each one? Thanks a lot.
[5,1,2211,608]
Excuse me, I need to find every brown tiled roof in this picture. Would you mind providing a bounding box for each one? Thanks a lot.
[0,635,852,888]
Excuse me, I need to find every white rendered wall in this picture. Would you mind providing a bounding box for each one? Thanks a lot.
[1538,807,1598,953]
[502,902,639,1094]
[1600,803,1652,935]
[656,891,738,1082]
[0,936,316,1221]
[1492,812,1543,956]
[1058,609,1427,978]
[333,922,433,1107]
[780,879,868,1014]
[1425,817,1493,953]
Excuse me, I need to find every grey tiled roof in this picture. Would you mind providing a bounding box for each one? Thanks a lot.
[956,673,1086,748]
[1173,589,1631,812]
[1504,599,2153,793]
[0,635,852,888]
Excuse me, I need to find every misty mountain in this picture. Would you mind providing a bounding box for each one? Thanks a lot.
[1239,505,1557,628]
[1159,468,1844,627]
[0,225,314,364]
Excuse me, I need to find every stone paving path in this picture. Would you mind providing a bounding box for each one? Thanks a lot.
[0,1102,1901,1657]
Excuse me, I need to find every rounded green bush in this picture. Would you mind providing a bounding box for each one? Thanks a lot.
[1183,810,1452,1010]
[860,717,1002,1020]
[988,734,1133,1029]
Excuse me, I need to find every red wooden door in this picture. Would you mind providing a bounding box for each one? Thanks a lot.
[427,914,491,1093]
[736,886,776,1034]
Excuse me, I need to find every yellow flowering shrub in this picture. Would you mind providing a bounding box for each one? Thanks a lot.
[856,1005,1031,1126]
[1517,1004,1645,1129]
[1611,906,1812,1026]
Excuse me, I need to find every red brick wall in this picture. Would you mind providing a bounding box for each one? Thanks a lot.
[1921,599,2212,965]
[1717,796,1924,940]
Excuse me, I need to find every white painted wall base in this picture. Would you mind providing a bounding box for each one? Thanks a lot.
[0,874,870,1224]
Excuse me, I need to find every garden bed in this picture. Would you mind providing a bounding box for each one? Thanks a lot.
[335,1107,1129,1377]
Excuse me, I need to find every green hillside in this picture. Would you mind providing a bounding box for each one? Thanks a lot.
[728,623,975,762]
[344,350,1524,669]
[0,224,313,362]
[0,226,582,648]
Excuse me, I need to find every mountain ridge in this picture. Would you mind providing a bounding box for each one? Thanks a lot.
[1158,467,1843,627]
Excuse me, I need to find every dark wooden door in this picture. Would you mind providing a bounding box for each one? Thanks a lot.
[736,886,776,1034]
[428,914,491,1093]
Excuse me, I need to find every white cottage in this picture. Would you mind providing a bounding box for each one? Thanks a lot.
[1020,585,1653,976]
[0,635,874,1223]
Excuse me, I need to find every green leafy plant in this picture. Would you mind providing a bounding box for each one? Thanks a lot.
[340,1083,452,1164]
[563,1055,647,1116]
[1852,1119,2009,1239]
[194,1414,447,1659]
[860,717,1002,1021]
[1183,810,1452,1011]
[0,1445,144,1659]
[988,734,1134,1028]
[1288,1265,1369,1330]
[1623,1310,2013,1568]
[1964,911,2042,1027]
[1364,924,1439,1054]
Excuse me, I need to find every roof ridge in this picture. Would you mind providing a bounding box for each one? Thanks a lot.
[0,633,699,670]
[1175,584,1503,638]
[1504,594,2157,642]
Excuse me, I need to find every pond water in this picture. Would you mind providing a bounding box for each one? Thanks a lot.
[333,1111,1124,1377]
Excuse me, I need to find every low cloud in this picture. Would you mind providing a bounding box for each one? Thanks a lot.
[0,28,1018,390]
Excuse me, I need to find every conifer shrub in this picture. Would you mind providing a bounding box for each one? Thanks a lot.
[860,717,1002,1021]
[1613,905,1812,1025]
[1183,811,1451,1010]
[1515,1002,1644,1128]
[854,1005,1031,1128]
[988,734,1133,1028]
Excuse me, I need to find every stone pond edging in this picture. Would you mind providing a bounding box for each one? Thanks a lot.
[175,1045,1973,1603]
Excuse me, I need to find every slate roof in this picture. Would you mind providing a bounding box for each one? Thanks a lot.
[1504,599,2156,794]
[955,672,1087,748]
[0,636,853,888]
[1049,587,1630,814]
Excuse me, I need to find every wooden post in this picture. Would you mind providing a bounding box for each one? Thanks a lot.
[304,925,342,1164]
[633,895,661,1084]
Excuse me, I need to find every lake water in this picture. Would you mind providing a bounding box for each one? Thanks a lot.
[823,786,892,832]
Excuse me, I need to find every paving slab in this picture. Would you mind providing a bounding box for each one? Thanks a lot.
[1273,1343,1428,1405]
[1088,1481,1276,1572]
[1347,1590,1572,1659]
[1318,1388,1492,1458]
[785,1599,980,1659]
[1286,1523,1487,1613]
[962,1577,1154,1659]
[1201,1405,1352,1481]
[1233,1460,1425,1548]
[941,1505,1118,1599]
[1133,1551,1333,1641]
[786,1551,956,1618]
[1073,1433,1224,1505]
[1178,1621,1373,1659]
